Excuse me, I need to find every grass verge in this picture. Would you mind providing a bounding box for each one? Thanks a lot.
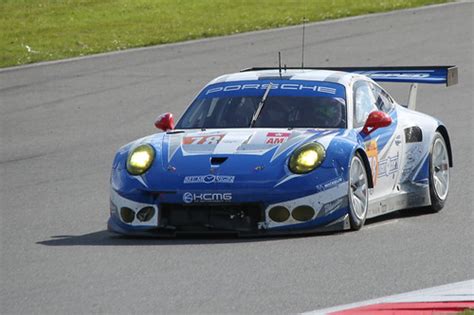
[0,0,447,68]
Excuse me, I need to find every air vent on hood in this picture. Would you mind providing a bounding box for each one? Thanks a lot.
[210,157,228,165]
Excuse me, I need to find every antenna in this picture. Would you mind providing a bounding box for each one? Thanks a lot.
[301,16,306,69]
[300,0,309,68]
[278,51,282,78]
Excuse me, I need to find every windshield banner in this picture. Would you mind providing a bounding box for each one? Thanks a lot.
[198,80,346,100]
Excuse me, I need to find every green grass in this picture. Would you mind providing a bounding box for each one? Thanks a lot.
[0,0,448,68]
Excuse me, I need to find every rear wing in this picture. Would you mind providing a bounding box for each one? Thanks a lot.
[241,66,458,109]
[241,66,458,86]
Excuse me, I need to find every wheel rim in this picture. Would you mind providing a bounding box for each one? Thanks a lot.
[350,157,368,220]
[432,137,449,200]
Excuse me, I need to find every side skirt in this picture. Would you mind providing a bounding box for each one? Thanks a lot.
[367,184,431,218]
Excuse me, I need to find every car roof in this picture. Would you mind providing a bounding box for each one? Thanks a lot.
[207,69,363,88]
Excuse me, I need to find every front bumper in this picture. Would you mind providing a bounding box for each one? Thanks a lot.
[107,212,350,237]
[108,177,351,237]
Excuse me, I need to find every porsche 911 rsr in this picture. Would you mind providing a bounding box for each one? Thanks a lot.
[108,66,457,236]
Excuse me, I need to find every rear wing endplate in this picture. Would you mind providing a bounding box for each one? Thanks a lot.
[241,66,458,87]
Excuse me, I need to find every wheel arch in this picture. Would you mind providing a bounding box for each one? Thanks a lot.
[354,148,374,189]
[436,125,453,167]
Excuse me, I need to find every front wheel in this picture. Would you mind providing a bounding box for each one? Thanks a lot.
[427,132,450,212]
[348,154,369,230]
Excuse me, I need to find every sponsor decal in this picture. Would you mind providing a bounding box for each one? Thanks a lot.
[265,132,291,145]
[321,196,348,215]
[182,134,225,145]
[364,73,430,79]
[365,140,379,185]
[183,174,235,184]
[400,144,423,182]
[205,83,337,96]
[316,177,344,191]
[183,192,232,204]
[182,192,194,204]
[355,71,433,79]
[378,153,399,178]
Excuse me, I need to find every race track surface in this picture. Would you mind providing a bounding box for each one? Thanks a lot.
[1,2,473,314]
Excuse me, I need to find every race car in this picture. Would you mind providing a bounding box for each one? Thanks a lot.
[108,65,457,236]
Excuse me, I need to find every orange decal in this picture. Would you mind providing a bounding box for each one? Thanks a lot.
[365,140,378,185]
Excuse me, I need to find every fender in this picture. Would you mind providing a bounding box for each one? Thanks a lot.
[325,134,374,189]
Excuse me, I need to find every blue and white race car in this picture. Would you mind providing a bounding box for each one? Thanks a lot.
[108,66,457,236]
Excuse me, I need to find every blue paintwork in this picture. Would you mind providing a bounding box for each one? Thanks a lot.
[109,124,368,235]
[112,130,357,202]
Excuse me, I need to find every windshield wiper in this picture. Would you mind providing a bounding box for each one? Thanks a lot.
[250,83,273,127]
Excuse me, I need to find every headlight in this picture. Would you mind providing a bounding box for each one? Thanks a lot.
[126,144,155,175]
[289,142,325,174]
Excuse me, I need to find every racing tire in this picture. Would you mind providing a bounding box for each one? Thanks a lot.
[426,132,450,212]
[348,153,369,230]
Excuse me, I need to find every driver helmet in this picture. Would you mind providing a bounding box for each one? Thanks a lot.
[316,98,343,127]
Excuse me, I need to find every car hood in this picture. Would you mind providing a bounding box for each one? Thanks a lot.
[164,128,337,165]
[133,128,342,191]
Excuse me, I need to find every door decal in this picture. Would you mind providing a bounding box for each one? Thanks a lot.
[365,139,379,186]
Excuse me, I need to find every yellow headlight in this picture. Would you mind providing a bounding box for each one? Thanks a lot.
[289,143,326,174]
[127,144,155,175]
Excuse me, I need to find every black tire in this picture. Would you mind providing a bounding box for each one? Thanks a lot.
[427,132,450,212]
[348,153,369,230]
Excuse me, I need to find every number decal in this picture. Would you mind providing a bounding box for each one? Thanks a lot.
[189,137,203,144]
[183,134,224,145]
[204,136,221,145]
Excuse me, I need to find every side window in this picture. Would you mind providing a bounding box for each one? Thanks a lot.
[353,81,377,128]
[371,83,394,113]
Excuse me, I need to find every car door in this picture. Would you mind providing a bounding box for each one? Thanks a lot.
[353,80,402,201]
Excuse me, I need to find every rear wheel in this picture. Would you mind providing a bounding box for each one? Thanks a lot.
[348,154,369,230]
[427,132,450,212]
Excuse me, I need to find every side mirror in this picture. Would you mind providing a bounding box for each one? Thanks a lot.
[361,111,392,135]
[154,112,175,131]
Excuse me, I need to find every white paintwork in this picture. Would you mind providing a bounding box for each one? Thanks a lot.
[110,189,158,227]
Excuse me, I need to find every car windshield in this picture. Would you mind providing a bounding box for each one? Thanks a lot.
[176,80,346,129]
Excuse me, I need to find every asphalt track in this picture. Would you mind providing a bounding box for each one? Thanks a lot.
[1,2,473,314]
